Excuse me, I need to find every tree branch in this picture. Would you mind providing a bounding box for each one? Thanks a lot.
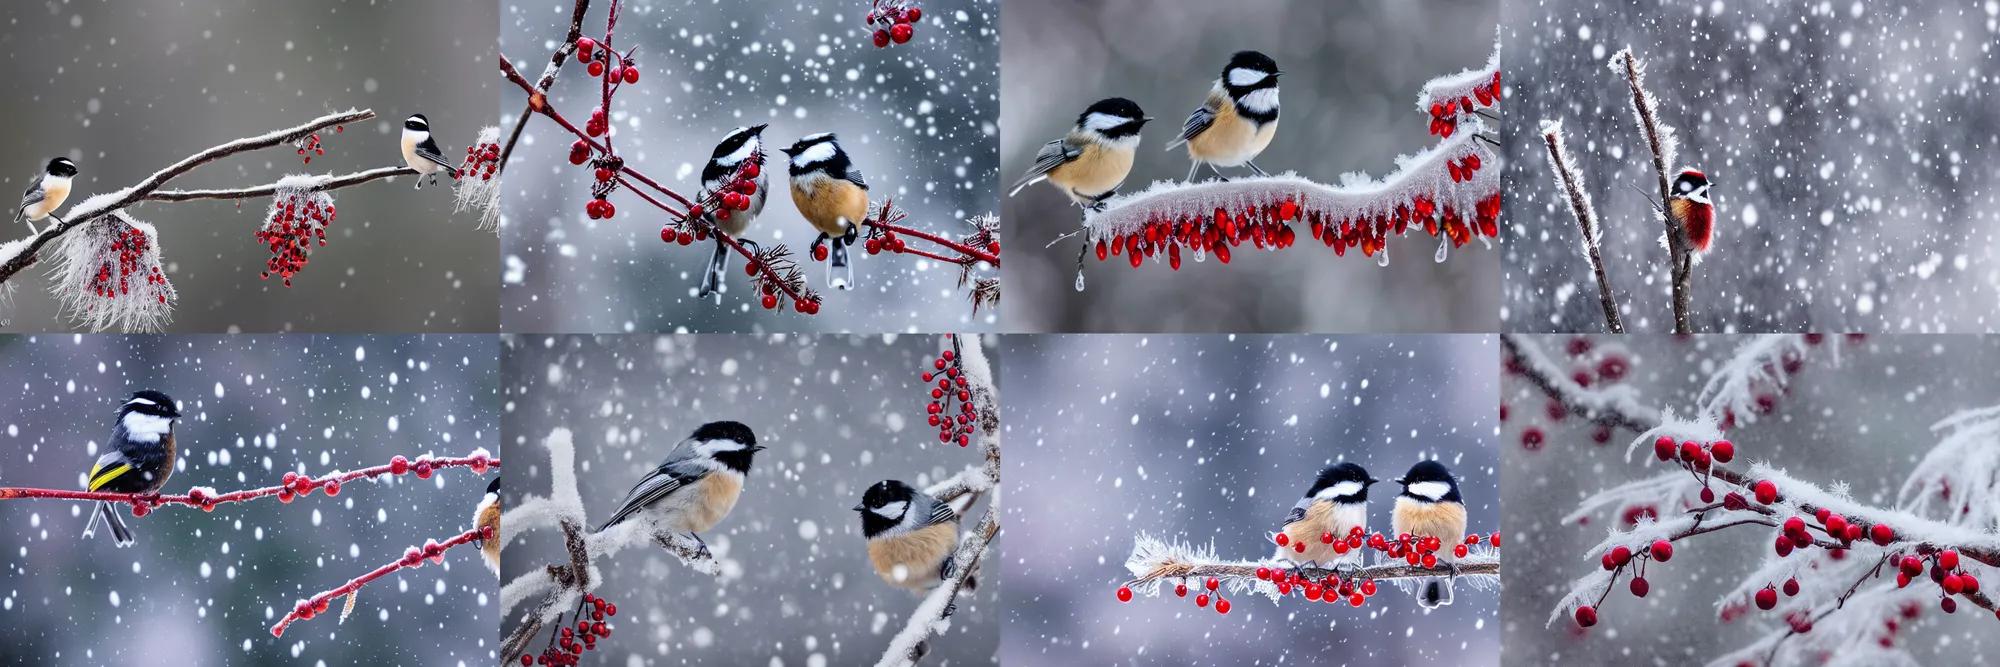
[1613,49,1692,333]
[0,451,496,509]
[1540,121,1624,333]
[269,524,494,637]
[1501,334,1660,432]
[147,166,417,202]
[0,109,375,285]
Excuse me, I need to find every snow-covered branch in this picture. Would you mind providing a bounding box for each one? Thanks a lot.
[875,333,1002,667]
[1610,48,1694,333]
[146,166,415,202]
[1116,532,1501,612]
[1502,334,1660,433]
[499,428,719,666]
[269,524,494,637]
[1539,120,1622,333]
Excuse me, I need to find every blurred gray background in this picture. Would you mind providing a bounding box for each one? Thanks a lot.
[1002,335,1498,666]
[1000,0,1501,332]
[498,0,1000,333]
[0,0,500,333]
[1501,335,2000,665]
[499,334,998,665]
[1501,1,2000,333]
[0,334,500,666]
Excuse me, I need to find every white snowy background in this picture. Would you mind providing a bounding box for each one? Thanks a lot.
[498,334,998,665]
[0,0,500,333]
[1501,334,2000,665]
[1502,1,2000,332]
[1001,335,1498,665]
[0,335,499,666]
[999,0,1501,333]
[497,0,1001,333]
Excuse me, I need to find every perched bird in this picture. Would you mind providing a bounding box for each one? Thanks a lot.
[15,157,78,235]
[401,114,460,189]
[854,479,965,592]
[1008,97,1151,211]
[782,133,868,290]
[1166,51,1281,182]
[597,421,762,550]
[1391,460,1468,610]
[1669,168,1714,252]
[698,124,770,298]
[1277,462,1377,574]
[475,476,501,575]
[81,390,183,547]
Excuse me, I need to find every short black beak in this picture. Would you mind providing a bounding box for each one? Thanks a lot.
[1394,477,1408,485]
[751,445,768,452]
[1366,477,1380,486]
[780,146,799,156]
[852,503,867,512]
[749,123,769,135]
[1275,70,1285,76]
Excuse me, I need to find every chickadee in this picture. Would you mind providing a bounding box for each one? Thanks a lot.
[15,157,78,235]
[1391,460,1467,610]
[1277,462,1377,575]
[1166,51,1281,182]
[697,124,770,298]
[475,476,501,575]
[782,133,868,290]
[1008,97,1151,211]
[1669,168,1714,252]
[81,390,183,547]
[401,114,461,189]
[854,480,964,593]
[596,421,763,550]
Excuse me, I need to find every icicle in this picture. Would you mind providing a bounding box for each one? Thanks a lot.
[1376,243,1391,267]
[1073,270,1086,292]
[1435,236,1450,263]
[1193,246,1206,263]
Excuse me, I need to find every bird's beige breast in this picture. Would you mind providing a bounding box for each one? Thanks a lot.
[869,522,959,591]
[682,473,742,534]
[790,176,869,236]
[1392,497,1466,556]
[1281,500,1365,564]
[1187,102,1275,166]
[1047,140,1133,202]
[26,180,70,219]
[477,500,502,570]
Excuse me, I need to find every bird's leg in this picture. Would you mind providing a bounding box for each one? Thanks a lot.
[1206,163,1232,182]
[1246,161,1270,177]
[1185,161,1201,183]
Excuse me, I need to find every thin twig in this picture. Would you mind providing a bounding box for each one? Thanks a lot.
[1615,49,1692,333]
[1541,124,1624,333]
[148,166,417,202]
[269,525,492,637]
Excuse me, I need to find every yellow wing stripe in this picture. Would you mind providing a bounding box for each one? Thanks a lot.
[89,464,132,491]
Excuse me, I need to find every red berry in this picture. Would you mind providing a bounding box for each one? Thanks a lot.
[577,37,596,57]
[1255,567,1270,580]
[1782,578,1799,596]
[1825,514,1848,539]
[1174,582,1187,597]
[1215,598,1230,614]
[1754,480,1778,505]
[1195,593,1209,608]
[623,67,640,84]
[1711,440,1735,462]
[1653,436,1675,461]
[588,61,605,77]
[1630,576,1649,598]
[1205,577,1219,592]
[1942,574,1964,595]
[1116,586,1132,603]
[1321,531,1335,545]
[1274,532,1289,547]
[1775,536,1794,557]
[1901,556,1924,578]
[1611,545,1632,567]
[906,7,922,21]
[1871,523,1895,545]
[1941,597,1957,614]
[873,30,891,47]
[1575,605,1598,628]
[1680,441,1702,462]
[1651,540,1673,562]
[890,23,913,43]
[1940,550,1960,570]
[1755,587,1777,610]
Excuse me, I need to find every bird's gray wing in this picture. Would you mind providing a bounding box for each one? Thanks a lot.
[15,179,43,222]
[1281,496,1313,525]
[413,138,459,173]
[842,162,868,190]
[1007,138,1081,196]
[914,492,959,528]
[596,438,707,530]
[1166,106,1216,150]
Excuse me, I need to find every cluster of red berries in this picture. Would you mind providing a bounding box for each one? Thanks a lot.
[255,192,335,288]
[1096,200,1306,270]
[1651,436,1736,473]
[1120,576,1239,615]
[1117,529,1499,613]
[1573,537,1676,627]
[920,345,977,447]
[1428,71,1501,138]
[667,153,761,245]
[1505,337,1635,450]
[525,593,618,666]
[1893,550,1982,614]
[296,128,335,165]
[85,223,169,305]
[575,37,641,85]
[566,139,594,167]
[459,139,501,182]
[1276,527,1498,567]
[866,2,922,48]
[1255,565,1379,608]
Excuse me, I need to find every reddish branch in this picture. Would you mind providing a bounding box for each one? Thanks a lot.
[269,524,495,637]
[862,201,1000,267]
[0,453,497,510]
[499,0,595,171]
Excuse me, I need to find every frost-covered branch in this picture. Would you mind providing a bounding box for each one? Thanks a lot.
[1540,120,1622,333]
[1611,48,1693,333]
[875,334,1002,667]
[0,451,496,510]
[1502,334,1660,433]
[1116,532,1501,612]
[146,166,416,202]
[269,524,494,637]
[0,109,372,287]
[499,428,719,666]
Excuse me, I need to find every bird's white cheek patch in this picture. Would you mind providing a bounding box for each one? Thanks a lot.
[122,412,174,440]
[1082,113,1133,133]
[791,142,837,168]
[870,501,908,519]
[1406,481,1451,500]
[1227,68,1269,87]
[1317,481,1364,499]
